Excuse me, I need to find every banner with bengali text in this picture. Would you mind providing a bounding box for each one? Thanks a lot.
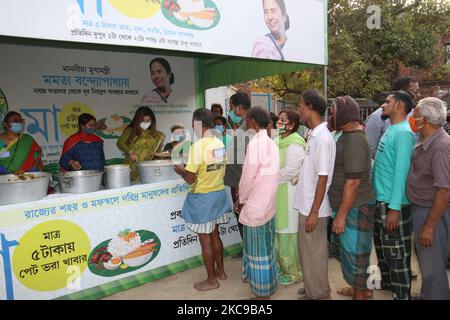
[0,0,327,65]
[0,43,197,165]
[0,180,241,300]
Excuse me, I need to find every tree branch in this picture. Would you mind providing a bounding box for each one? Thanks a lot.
[394,0,421,15]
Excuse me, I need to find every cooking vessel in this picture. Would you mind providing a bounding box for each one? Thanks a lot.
[105,164,131,189]
[0,172,51,206]
[137,160,179,184]
[57,170,104,194]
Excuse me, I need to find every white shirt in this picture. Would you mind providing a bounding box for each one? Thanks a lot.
[294,122,336,218]
[279,144,305,185]
[277,143,305,234]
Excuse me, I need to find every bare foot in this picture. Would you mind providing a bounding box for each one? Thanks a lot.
[337,287,373,299]
[193,279,219,291]
[216,270,227,280]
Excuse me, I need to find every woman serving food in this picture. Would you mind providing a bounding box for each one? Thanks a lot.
[117,107,165,181]
[59,113,106,172]
[0,111,43,175]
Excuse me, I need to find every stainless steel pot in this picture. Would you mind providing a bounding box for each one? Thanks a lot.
[0,172,51,206]
[105,164,131,189]
[137,160,179,184]
[57,170,104,194]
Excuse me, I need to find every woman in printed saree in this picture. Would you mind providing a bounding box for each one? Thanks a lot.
[0,111,43,174]
[60,113,105,172]
[274,109,306,285]
[235,107,280,299]
[328,96,375,300]
[117,107,165,181]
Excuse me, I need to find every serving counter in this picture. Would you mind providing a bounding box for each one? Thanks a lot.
[0,179,242,300]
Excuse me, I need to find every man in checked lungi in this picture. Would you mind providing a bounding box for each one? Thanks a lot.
[235,107,280,299]
[372,91,415,300]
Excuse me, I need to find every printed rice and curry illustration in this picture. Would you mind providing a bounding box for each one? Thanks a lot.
[89,229,161,276]
[162,0,220,29]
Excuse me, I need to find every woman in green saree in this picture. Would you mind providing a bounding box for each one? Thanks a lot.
[274,109,306,285]
[0,111,43,174]
[117,107,165,181]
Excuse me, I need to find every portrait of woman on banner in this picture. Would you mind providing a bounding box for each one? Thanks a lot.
[252,0,290,61]
[141,57,175,104]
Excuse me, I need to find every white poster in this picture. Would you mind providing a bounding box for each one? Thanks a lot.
[0,180,241,300]
[0,43,197,165]
[0,0,327,65]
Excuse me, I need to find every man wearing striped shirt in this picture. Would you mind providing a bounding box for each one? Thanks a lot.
[406,97,450,300]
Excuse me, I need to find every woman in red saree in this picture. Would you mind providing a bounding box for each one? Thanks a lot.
[59,113,105,172]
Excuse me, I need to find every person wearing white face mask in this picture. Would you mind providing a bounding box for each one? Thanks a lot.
[117,106,165,181]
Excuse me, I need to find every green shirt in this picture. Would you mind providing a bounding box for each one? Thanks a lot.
[372,120,414,210]
[329,130,374,210]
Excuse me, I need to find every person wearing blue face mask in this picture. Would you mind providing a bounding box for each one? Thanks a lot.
[224,92,252,259]
[163,124,186,153]
[0,111,43,174]
[213,116,230,148]
[227,108,243,130]
[60,113,105,172]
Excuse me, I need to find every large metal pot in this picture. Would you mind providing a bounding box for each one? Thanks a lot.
[137,160,179,184]
[57,170,104,194]
[105,164,131,189]
[0,172,51,206]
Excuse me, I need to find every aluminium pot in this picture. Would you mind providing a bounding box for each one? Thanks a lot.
[105,164,131,189]
[57,170,104,194]
[137,160,179,184]
[0,172,51,206]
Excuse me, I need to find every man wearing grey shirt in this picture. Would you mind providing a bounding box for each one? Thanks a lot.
[364,106,391,158]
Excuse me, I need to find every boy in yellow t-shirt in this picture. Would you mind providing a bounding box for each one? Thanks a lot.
[185,135,226,194]
[173,109,231,292]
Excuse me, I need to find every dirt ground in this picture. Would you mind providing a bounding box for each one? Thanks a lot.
[103,242,450,300]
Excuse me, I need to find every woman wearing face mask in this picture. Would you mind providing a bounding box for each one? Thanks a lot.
[141,58,175,104]
[213,116,230,148]
[59,113,105,172]
[274,109,306,285]
[252,0,290,61]
[0,111,43,174]
[117,106,165,181]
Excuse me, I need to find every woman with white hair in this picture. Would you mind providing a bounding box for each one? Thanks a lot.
[406,97,450,300]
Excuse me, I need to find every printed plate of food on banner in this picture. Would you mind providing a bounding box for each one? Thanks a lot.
[95,114,131,139]
[161,0,220,30]
[88,229,161,277]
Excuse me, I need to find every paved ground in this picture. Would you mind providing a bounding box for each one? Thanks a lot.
[103,242,450,300]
